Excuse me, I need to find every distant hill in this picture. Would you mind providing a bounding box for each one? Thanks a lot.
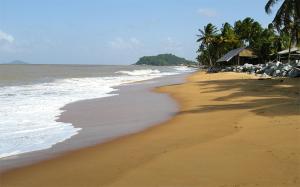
[135,54,196,66]
[3,60,29,64]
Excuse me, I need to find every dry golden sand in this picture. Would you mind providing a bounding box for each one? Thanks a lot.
[1,72,300,187]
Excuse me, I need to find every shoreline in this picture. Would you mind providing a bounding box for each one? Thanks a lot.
[0,73,189,172]
[1,71,299,187]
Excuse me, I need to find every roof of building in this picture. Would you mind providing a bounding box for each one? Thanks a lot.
[217,47,256,63]
[278,47,300,55]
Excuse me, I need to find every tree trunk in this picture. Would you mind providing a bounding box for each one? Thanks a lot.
[207,47,213,67]
[296,0,300,31]
[295,0,300,45]
[209,56,213,67]
[288,33,292,64]
[296,27,299,45]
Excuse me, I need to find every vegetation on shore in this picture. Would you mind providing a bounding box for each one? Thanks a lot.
[197,0,299,66]
[135,54,196,66]
[2,60,29,65]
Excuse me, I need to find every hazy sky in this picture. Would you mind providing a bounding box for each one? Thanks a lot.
[0,0,277,64]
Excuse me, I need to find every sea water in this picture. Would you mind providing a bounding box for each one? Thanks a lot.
[0,65,194,158]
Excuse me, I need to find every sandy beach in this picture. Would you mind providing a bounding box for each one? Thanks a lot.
[1,71,299,187]
[0,73,187,171]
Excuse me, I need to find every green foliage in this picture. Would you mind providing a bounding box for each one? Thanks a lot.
[265,0,299,62]
[196,1,299,66]
[251,27,276,62]
[197,23,218,66]
[197,22,243,66]
[135,54,196,66]
[197,18,291,66]
[265,0,299,41]
[234,17,263,47]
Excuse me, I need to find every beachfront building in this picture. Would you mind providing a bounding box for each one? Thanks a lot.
[277,47,300,62]
[216,47,258,66]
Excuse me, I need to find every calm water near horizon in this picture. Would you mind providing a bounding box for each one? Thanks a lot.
[0,64,190,87]
[0,64,194,159]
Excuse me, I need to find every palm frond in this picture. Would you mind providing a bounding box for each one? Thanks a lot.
[272,0,288,30]
[265,0,281,14]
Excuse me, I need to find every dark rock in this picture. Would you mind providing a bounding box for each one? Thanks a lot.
[217,61,300,78]
[207,67,220,73]
[288,67,300,78]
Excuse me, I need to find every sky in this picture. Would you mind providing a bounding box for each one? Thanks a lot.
[0,0,277,64]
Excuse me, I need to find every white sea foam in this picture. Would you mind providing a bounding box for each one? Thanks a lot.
[116,69,161,76]
[172,66,197,72]
[0,67,194,158]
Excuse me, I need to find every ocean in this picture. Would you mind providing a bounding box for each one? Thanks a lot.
[0,64,194,158]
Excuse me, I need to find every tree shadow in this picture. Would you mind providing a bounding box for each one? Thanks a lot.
[179,78,300,117]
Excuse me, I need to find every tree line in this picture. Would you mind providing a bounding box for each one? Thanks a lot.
[135,54,195,66]
[197,0,300,66]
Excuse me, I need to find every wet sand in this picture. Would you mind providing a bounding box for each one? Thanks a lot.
[0,74,187,171]
[1,72,300,187]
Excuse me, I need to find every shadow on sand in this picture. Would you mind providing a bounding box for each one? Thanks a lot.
[179,78,300,117]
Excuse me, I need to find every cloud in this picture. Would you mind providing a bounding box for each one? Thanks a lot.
[109,37,142,50]
[0,30,17,53]
[129,37,141,46]
[197,8,218,18]
[0,30,15,43]
[163,37,183,52]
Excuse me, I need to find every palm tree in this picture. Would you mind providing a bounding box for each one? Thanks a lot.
[221,22,241,52]
[197,23,218,66]
[265,0,300,62]
[234,17,263,47]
